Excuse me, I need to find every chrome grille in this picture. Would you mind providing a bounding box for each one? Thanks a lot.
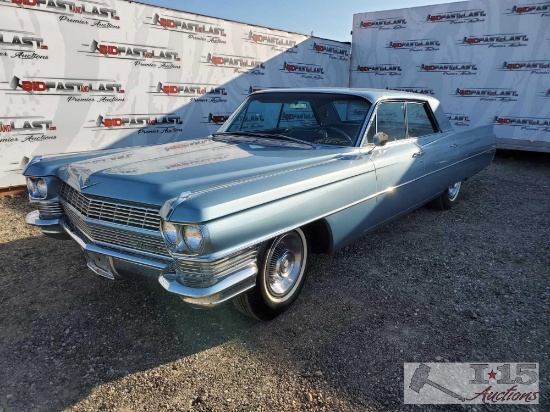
[62,201,170,258]
[175,247,258,287]
[37,202,64,219]
[60,183,161,231]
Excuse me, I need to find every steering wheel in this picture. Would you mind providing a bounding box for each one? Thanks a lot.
[314,126,353,143]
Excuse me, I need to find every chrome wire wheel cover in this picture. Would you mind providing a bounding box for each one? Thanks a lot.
[265,231,305,298]
[448,181,461,201]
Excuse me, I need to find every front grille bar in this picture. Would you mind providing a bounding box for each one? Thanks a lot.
[60,183,161,231]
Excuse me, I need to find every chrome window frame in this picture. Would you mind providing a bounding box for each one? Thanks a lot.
[358,98,442,147]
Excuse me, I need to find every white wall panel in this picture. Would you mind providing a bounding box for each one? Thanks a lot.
[0,0,350,187]
[351,0,550,151]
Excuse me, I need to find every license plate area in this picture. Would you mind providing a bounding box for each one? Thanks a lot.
[84,251,116,280]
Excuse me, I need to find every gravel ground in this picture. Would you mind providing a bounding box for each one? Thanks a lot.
[0,150,548,412]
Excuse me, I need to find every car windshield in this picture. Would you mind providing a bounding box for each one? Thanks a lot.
[216,92,372,147]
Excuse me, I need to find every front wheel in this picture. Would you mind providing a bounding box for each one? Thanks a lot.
[428,181,462,210]
[233,228,309,320]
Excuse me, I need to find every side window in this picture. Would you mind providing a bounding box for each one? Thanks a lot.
[376,102,406,141]
[406,102,438,138]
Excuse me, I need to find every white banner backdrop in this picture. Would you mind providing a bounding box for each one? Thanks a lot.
[351,0,550,152]
[0,0,351,188]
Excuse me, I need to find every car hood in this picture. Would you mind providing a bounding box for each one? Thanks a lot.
[56,138,372,222]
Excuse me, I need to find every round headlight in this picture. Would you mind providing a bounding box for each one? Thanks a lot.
[26,178,36,196]
[183,225,204,252]
[36,178,47,198]
[162,221,179,245]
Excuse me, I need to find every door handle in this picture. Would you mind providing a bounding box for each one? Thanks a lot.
[412,151,424,157]
[450,144,459,149]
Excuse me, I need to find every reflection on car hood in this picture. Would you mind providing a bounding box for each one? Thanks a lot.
[56,138,361,211]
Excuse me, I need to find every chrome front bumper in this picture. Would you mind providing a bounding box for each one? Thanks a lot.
[26,210,258,306]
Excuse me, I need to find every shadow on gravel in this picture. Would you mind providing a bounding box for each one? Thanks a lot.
[0,150,548,411]
[0,230,254,411]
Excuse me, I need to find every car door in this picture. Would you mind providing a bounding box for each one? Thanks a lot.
[409,101,460,201]
[362,101,426,226]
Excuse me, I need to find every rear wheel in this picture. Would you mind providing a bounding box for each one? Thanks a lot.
[428,181,462,210]
[233,228,309,320]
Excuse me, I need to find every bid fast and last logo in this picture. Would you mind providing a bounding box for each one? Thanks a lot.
[0,116,57,144]
[90,114,184,135]
[425,9,486,24]
[81,40,181,70]
[387,38,440,52]
[459,33,529,48]
[0,0,120,29]
[498,60,550,74]
[245,30,298,53]
[454,87,519,102]
[4,76,125,103]
[0,29,48,60]
[147,13,227,43]
[418,62,477,75]
[150,82,228,103]
[446,113,471,127]
[505,2,550,16]
[281,61,325,80]
[312,42,349,61]
[354,64,402,76]
[358,17,406,30]
[493,116,550,132]
[203,53,265,75]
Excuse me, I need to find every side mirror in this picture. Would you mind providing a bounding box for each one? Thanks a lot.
[372,132,389,146]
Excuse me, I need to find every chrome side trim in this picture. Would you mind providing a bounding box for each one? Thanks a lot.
[378,147,495,193]
[191,147,494,260]
[160,157,342,220]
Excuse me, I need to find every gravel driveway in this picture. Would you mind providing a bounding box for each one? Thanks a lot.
[0,150,548,411]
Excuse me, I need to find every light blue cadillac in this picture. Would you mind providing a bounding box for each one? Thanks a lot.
[24,88,496,320]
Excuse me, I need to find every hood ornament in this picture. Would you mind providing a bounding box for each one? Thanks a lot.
[79,176,102,190]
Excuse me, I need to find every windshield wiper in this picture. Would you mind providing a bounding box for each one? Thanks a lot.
[212,131,317,149]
